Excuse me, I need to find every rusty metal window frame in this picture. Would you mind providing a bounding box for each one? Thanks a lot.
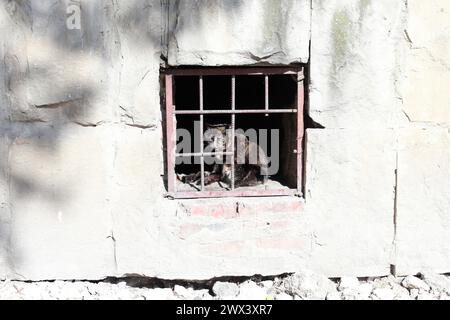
[164,67,305,199]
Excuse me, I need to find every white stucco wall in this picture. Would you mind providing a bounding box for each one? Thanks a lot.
[0,0,449,280]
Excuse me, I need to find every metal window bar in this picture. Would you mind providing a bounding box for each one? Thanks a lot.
[199,76,205,191]
[174,109,297,115]
[176,152,234,157]
[231,75,236,190]
[264,75,269,117]
[165,67,305,199]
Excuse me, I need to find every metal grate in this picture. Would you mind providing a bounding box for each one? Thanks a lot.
[165,67,305,199]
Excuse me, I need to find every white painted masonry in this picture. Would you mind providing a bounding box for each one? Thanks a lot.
[0,0,449,280]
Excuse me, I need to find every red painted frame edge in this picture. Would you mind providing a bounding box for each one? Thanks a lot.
[297,71,305,197]
[167,189,298,200]
[165,74,176,193]
[167,67,299,76]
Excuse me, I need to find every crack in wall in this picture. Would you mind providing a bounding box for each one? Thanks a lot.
[402,110,450,128]
[392,151,399,276]
[5,120,158,130]
[107,231,118,273]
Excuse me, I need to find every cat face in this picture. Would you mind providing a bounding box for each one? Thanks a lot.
[204,124,229,153]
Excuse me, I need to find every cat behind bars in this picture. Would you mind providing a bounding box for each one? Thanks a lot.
[182,124,269,188]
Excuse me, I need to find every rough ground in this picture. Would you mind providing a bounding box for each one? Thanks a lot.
[1,270,450,300]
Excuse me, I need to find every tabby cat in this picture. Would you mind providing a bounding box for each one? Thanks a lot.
[182,124,269,188]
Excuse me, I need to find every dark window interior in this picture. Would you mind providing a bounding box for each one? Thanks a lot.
[173,73,299,191]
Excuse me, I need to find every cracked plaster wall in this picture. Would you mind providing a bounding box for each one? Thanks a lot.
[0,0,449,280]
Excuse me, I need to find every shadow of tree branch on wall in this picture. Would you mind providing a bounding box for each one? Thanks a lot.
[0,0,246,278]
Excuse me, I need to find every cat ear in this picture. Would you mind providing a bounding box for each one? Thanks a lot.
[205,123,217,129]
